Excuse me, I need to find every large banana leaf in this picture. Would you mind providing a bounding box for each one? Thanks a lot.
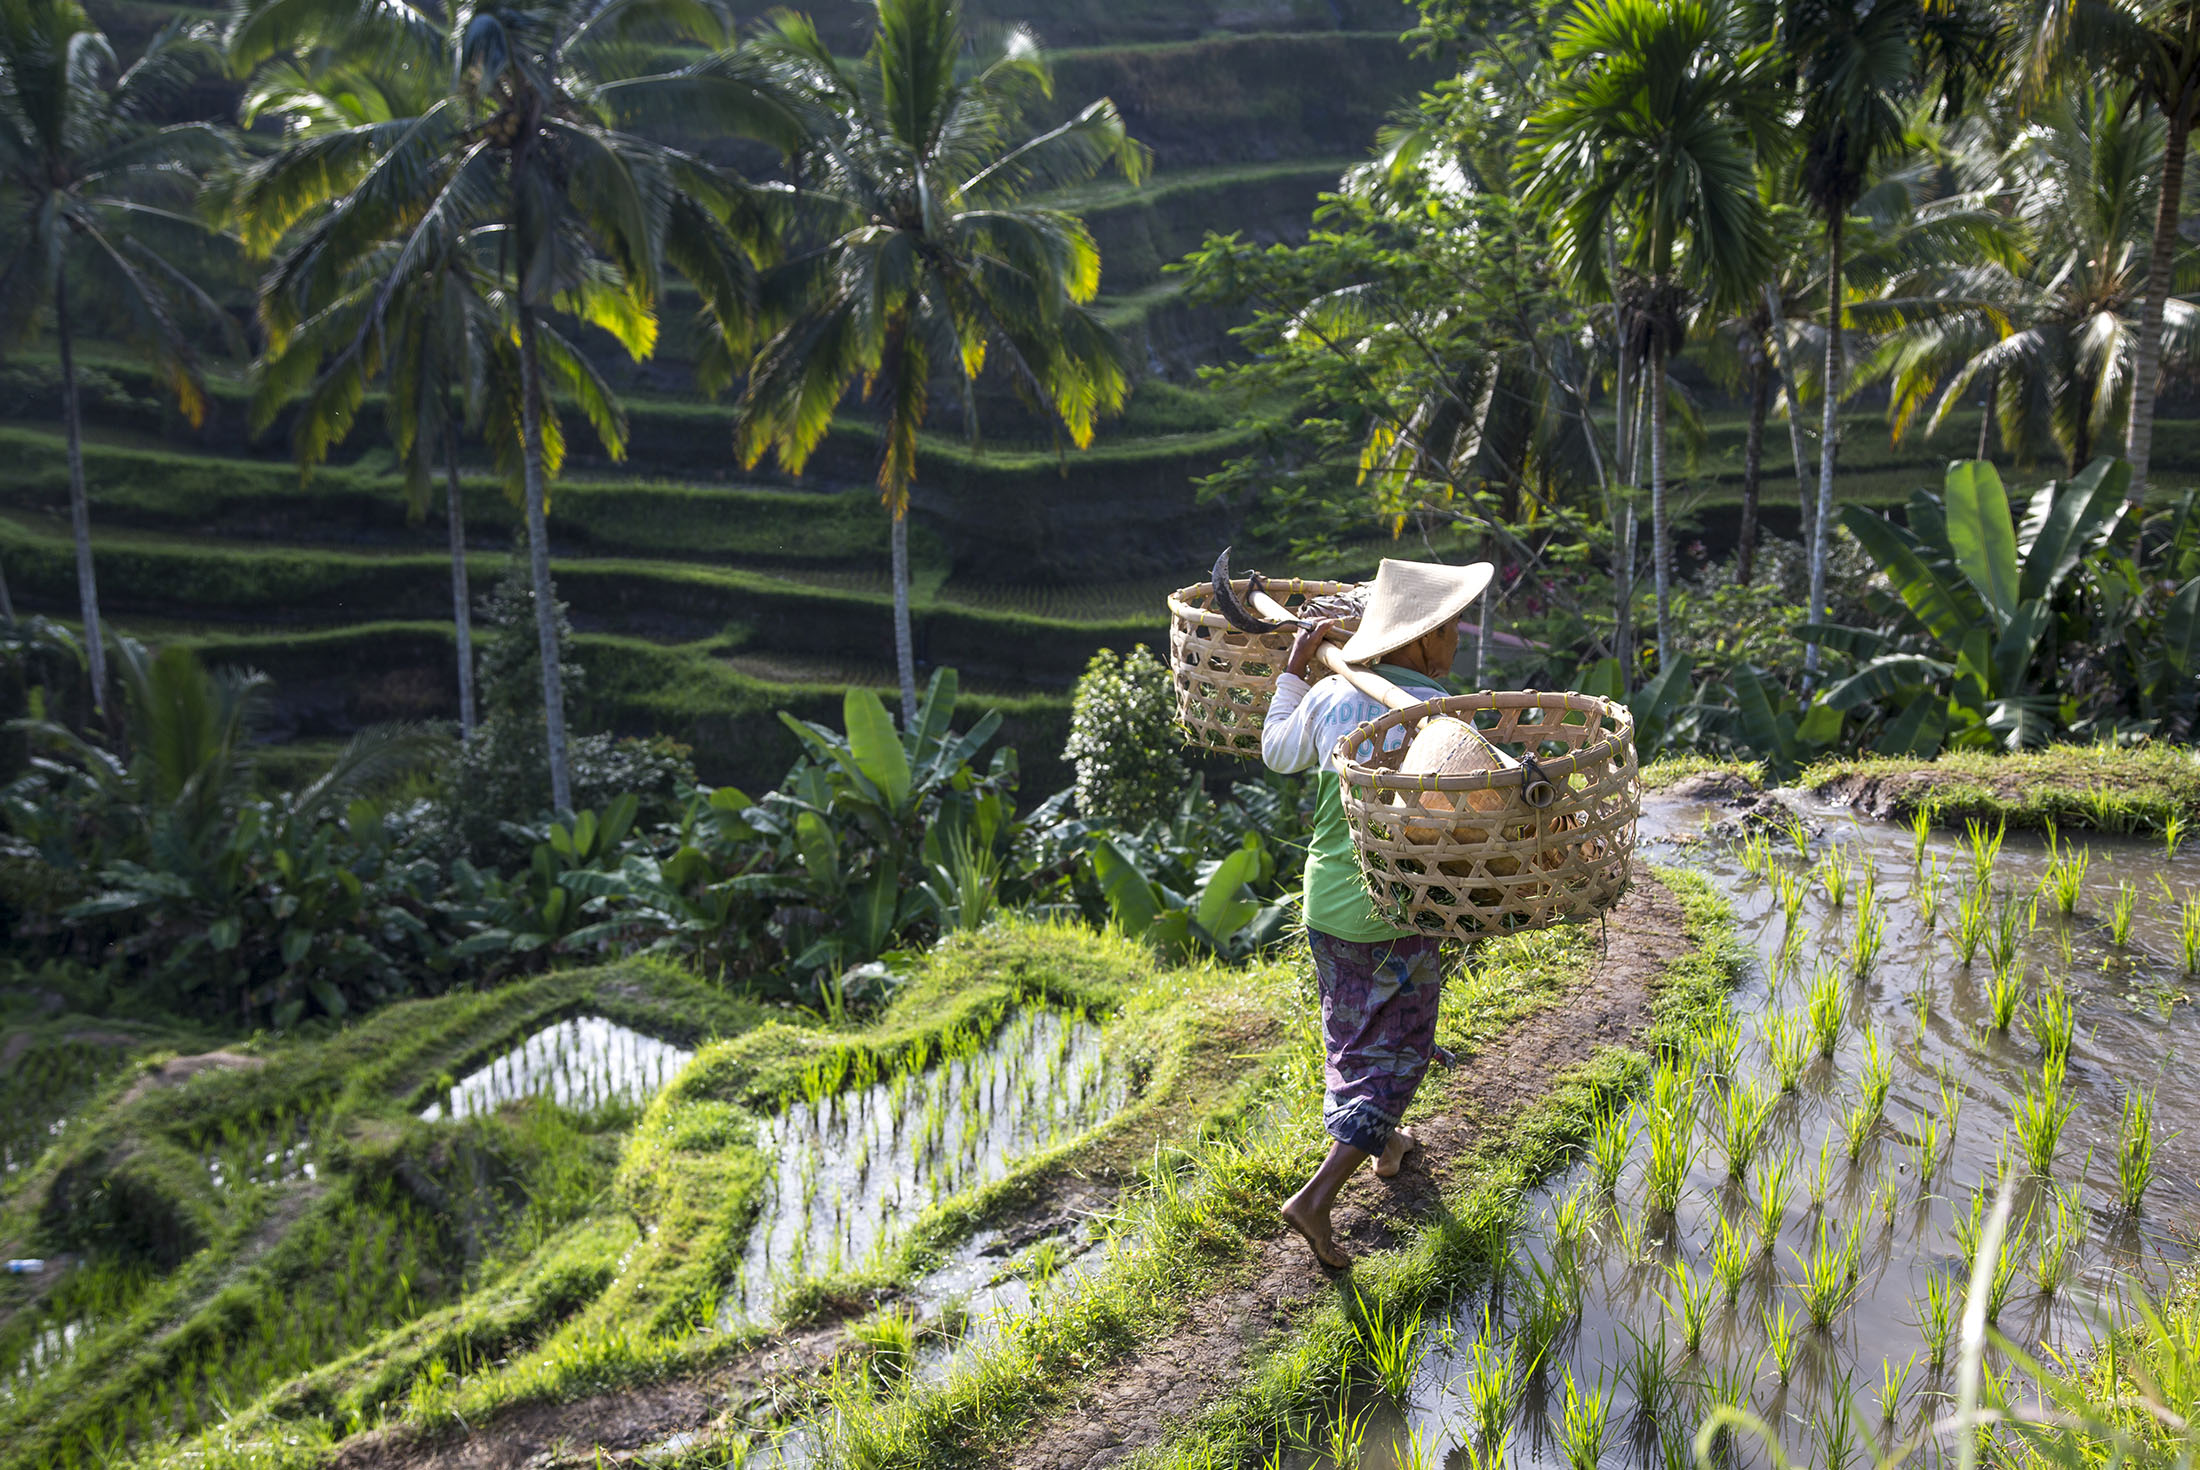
[1628,653,1693,758]
[1191,840,1264,948]
[1819,654,1952,710]
[842,688,913,809]
[2016,457,2129,604]
[2157,575,2200,677]
[848,860,902,960]
[1091,838,1164,936]
[1873,693,1948,756]
[1989,600,2053,697]
[1843,506,1977,651]
[1943,460,2020,628]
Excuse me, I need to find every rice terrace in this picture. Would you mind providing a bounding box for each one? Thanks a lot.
[5,0,2200,1460]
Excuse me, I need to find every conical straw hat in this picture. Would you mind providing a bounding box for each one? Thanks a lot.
[1336,558,1495,665]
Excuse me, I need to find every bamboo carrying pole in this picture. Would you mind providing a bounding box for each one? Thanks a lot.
[1241,585,1551,815]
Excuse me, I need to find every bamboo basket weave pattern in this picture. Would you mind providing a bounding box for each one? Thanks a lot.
[1166,578,1358,757]
[1337,692,1639,940]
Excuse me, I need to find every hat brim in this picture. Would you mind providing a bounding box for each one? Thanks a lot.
[1336,560,1494,664]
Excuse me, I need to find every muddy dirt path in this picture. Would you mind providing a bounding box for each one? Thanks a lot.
[1003,876,1692,1470]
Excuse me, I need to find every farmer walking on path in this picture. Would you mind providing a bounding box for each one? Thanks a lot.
[1261,558,1493,1269]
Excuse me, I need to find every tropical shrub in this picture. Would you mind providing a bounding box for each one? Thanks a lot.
[1066,645,1189,830]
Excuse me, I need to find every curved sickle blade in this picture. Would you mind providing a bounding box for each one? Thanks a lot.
[1210,546,1289,635]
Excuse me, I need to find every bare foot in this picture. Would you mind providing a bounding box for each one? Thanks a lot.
[1374,1126,1420,1179]
[1280,1196,1353,1269]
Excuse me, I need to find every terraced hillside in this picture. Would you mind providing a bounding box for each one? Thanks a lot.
[11,0,2197,795]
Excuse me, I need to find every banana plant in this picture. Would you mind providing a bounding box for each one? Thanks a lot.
[1824,458,2145,751]
[1088,833,1290,961]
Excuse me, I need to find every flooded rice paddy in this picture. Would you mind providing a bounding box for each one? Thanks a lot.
[421,1014,692,1121]
[1324,792,2200,1470]
[723,1007,1129,1326]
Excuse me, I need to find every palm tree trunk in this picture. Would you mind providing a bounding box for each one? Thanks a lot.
[1806,215,1844,684]
[891,508,917,727]
[55,274,106,714]
[1612,298,1635,691]
[2125,89,2191,510]
[1762,283,1813,552]
[1740,348,1768,585]
[444,423,476,741]
[1650,331,1672,669]
[515,302,572,814]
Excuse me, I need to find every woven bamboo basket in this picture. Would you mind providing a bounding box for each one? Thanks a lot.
[1166,578,1359,757]
[1336,692,1640,939]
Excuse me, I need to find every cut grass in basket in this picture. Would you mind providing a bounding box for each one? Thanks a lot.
[2119,1086,2157,1212]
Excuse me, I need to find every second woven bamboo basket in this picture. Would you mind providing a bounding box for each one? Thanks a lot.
[1335,691,1640,939]
[1166,578,1358,757]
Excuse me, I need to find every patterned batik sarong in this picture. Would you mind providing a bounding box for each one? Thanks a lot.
[1307,928,1446,1154]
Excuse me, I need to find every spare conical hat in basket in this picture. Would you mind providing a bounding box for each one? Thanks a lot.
[1335,691,1640,940]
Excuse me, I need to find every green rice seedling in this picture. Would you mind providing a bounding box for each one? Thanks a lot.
[1516,1259,1577,1374]
[1550,1185,1597,1273]
[2030,977,2076,1066]
[1756,1147,1795,1246]
[1878,1354,1915,1423]
[1621,1323,1674,1428]
[1807,963,1844,1057]
[1794,1217,1861,1330]
[1697,1011,1743,1082]
[1588,1103,1633,1194]
[1786,814,1812,862]
[1912,805,1935,865]
[2015,1069,2072,1177]
[1859,1026,1892,1116]
[1764,1008,1810,1092]
[1706,1358,1754,1424]
[1988,892,2028,973]
[1955,880,1991,965]
[2045,844,2090,916]
[2119,1087,2157,1212]
[1872,1169,1903,1228]
[1661,1258,1714,1353]
[1739,828,1773,876]
[2105,881,2137,947]
[1809,1135,1835,1208]
[2166,812,2188,859]
[1843,1098,1877,1161]
[1719,1076,1772,1179]
[1762,1300,1801,1384]
[1919,863,1945,930]
[1820,1391,1863,1470]
[1914,1111,1943,1186]
[1939,1072,1965,1136]
[1986,955,2025,1031]
[2031,1195,2074,1296]
[1820,846,1853,907]
[1314,1394,1375,1470]
[1774,869,1807,935]
[1954,1184,1989,1270]
[1352,1285,1425,1405]
[1967,818,2006,886]
[1462,1314,1517,1451]
[2181,895,2200,974]
[1918,1272,1956,1371]
[1850,902,1886,978]
[1560,1369,1611,1470]
[1711,1213,1751,1304]
[1643,1087,1697,1215]
[1986,1226,2023,1322]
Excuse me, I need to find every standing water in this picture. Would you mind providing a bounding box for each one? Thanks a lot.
[421,1015,692,1121]
[1335,792,2200,1469]
[723,1008,1131,1326]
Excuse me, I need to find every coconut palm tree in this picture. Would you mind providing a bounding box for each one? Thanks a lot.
[227,0,802,812]
[2007,0,2200,507]
[0,0,235,713]
[1521,0,1780,668]
[735,0,1149,725]
[1760,0,1994,677]
[1860,85,2189,474]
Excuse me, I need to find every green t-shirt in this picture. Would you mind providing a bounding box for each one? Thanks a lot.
[1278,664,1450,943]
